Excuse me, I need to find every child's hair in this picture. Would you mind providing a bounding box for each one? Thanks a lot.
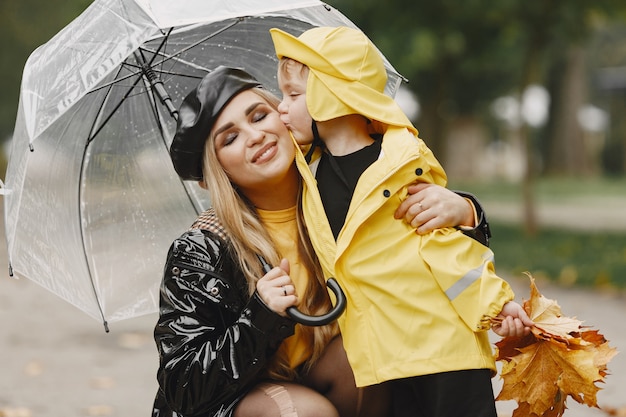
[277,58,309,89]
[201,86,337,380]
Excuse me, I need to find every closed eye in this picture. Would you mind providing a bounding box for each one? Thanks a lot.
[222,132,238,146]
[251,110,268,123]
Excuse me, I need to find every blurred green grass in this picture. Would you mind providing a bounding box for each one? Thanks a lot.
[450,176,626,203]
[487,222,626,289]
[449,177,626,289]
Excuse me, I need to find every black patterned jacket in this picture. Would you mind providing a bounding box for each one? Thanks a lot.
[152,210,295,417]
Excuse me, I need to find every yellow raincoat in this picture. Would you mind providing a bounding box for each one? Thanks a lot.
[294,128,514,387]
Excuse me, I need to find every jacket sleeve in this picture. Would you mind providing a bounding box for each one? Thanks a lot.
[420,228,515,332]
[154,229,295,416]
[453,190,492,247]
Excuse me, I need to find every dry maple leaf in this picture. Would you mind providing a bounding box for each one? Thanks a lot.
[494,273,618,417]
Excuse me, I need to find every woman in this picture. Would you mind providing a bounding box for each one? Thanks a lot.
[153,66,488,417]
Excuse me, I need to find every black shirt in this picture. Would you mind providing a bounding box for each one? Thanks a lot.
[315,139,382,239]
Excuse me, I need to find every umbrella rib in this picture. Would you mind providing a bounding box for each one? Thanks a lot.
[88,70,141,94]
[138,18,242,74]
[87,28,174,95]
[86,71,146,144]
[88,29,180,141]
[78,62,140,331]
[88,20,242,100]
[146,26,173,67]
[117,61,205,83]
[160,19,240,61]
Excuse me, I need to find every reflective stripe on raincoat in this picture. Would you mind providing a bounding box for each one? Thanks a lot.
[294,126,515,387]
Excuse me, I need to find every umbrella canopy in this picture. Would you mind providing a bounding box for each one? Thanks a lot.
[1,0,404,329]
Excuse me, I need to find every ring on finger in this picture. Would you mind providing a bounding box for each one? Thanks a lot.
[282,286,287,296]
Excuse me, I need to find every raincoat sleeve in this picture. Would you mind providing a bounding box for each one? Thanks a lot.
[420,229,515,332]
[154,229,295,416]
[454,191,491,247]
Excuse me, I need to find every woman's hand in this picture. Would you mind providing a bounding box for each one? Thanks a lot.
[491,301,534,338]
[255,258,298,316]
[394,183,475,234]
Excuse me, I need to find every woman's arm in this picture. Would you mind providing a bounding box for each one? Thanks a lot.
[394,183,491,246]
[154,229,294,416]
[453,190,491,247]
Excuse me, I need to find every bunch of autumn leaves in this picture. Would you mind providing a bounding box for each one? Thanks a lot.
[493,274,618,417]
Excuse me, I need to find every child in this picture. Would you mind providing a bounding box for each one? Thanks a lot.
[270,26,533,417]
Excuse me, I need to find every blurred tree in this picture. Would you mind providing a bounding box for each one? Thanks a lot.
[0,0,91,145]
[326,0,525,159]
[541,1,626,177]
[586,19,626,176]
[490,1,626,233]
[327,0,626,235]
[4,1,626,180]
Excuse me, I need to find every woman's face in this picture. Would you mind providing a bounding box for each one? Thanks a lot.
[212,89,296,195]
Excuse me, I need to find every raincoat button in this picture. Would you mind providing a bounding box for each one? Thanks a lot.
[415,168,423,176]
[210,287,219,296]
[171,266,180,275]
[383,189,391,198]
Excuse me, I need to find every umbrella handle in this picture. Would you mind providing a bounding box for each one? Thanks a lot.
[286,277,346,326]
[258,256,346,326]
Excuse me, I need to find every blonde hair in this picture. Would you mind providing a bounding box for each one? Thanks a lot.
[201,87,337,380]
[277,58,309,88]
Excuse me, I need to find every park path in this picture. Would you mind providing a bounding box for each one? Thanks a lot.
[480,194,626,232]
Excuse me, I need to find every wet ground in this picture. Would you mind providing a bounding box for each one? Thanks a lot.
[1,198,625,417]
[0,276,158,417]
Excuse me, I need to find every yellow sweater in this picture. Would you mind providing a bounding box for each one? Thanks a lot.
[257,206,311,369]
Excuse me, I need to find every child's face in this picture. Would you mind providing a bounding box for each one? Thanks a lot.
[277,62,314,145]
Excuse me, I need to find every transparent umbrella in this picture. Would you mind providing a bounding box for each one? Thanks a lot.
[0,0,403,330]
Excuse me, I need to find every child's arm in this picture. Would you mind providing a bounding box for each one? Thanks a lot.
[491,301,534,338]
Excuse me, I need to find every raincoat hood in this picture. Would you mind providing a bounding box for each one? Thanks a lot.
[170,66,262,181]
[270,26,416,134]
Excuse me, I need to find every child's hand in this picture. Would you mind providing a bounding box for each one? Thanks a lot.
[491,301,534,338]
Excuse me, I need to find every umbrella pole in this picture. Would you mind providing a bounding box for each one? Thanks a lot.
[134,51,179,121]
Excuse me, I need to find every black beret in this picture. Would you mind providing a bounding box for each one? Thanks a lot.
[169,66,262,180]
